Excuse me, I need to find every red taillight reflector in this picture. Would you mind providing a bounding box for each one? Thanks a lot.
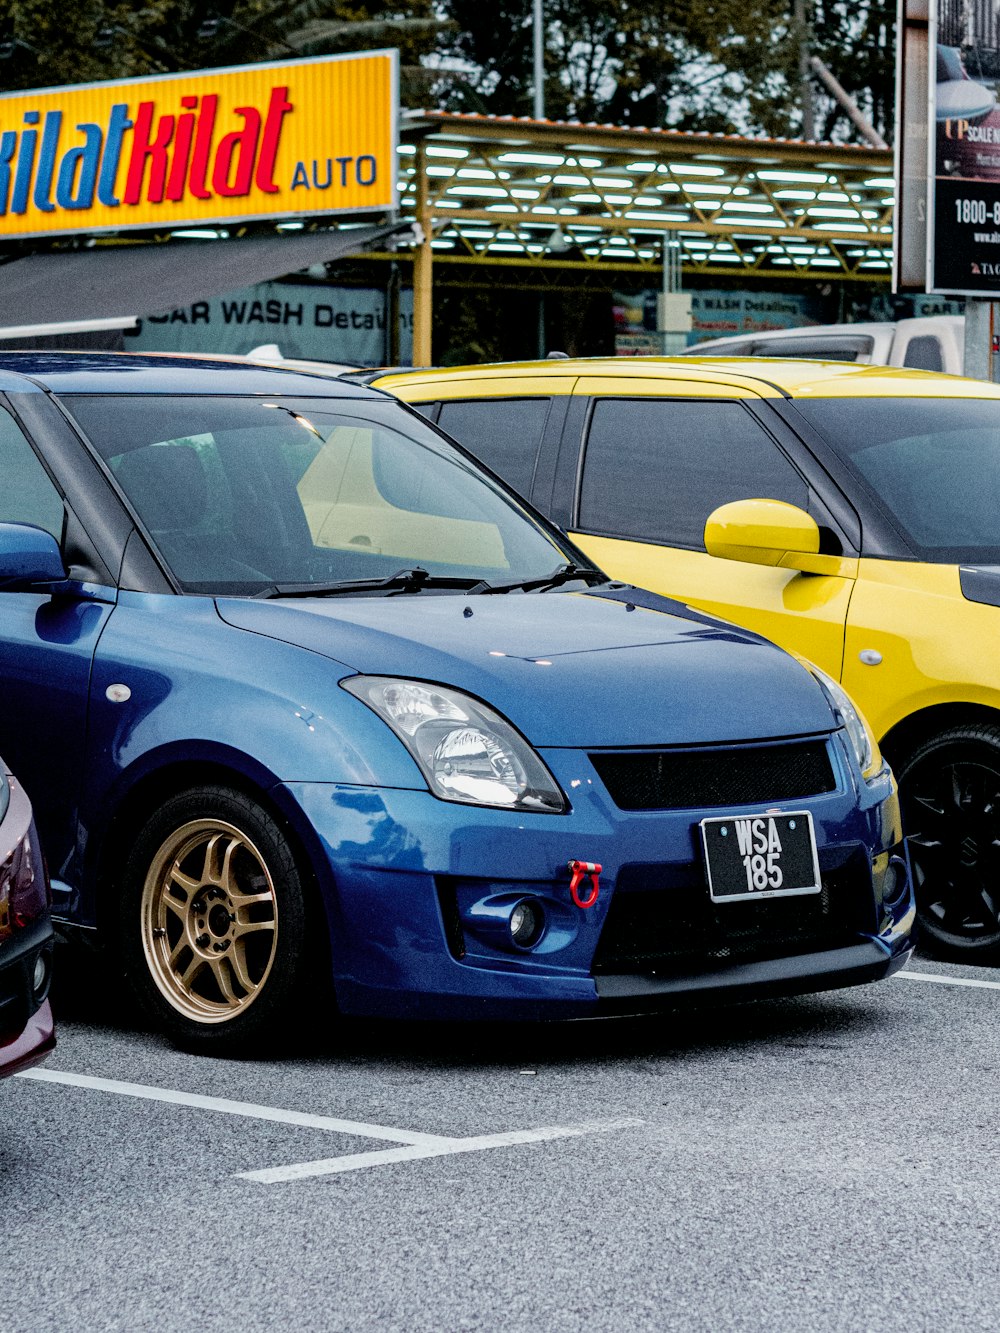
[1,829,47,936]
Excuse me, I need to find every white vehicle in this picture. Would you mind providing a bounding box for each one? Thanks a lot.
[685,316,965,375]
[244,343,362,376]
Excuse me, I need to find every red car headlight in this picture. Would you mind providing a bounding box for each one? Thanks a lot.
[0,822,48,940]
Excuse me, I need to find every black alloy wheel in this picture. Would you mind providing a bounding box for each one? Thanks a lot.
[896,724,1000,962]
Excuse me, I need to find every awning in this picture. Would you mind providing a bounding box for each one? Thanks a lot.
[0,221,410,339]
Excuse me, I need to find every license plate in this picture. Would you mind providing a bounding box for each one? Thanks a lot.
[700,812,821,903]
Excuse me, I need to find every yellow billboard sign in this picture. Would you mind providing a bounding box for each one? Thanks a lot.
[0,50,398,239]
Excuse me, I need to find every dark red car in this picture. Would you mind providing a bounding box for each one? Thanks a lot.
[0,759,54,1075]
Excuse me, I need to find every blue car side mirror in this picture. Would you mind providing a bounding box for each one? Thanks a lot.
[0,522,67,591]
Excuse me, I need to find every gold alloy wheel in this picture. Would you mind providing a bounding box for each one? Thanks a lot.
[140,818,279,1024]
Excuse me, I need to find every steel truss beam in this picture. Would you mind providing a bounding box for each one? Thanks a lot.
[394,110,895,357]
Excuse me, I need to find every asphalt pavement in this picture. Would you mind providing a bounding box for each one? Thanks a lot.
[4,945,1000,1332]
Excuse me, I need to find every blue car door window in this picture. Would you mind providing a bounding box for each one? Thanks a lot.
[0,407,65,538]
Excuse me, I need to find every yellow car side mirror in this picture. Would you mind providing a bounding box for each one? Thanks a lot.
[705,498,838,574]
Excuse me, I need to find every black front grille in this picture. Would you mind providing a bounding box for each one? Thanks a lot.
[590,740,835,811]
[591,853,875,977]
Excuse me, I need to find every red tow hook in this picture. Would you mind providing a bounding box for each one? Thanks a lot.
[568,859,602,909]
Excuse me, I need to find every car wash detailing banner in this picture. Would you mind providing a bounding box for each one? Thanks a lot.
[0,50,397,239]
[929,1,1000,292]
[127,281,414,365]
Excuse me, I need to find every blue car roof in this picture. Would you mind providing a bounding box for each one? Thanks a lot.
[0,351,385,398]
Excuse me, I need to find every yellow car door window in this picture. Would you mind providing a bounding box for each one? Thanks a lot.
[570,383,857,678]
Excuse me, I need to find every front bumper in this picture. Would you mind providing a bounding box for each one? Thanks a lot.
[275,738,913,1022]
[594,939,910,1014]
[0,999,55,1076]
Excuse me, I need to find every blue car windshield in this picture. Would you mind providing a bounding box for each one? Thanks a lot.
[66,395,576,594]
[794,395,1000,562]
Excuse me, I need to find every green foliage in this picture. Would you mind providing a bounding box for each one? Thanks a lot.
[809,0,895,140]
[0,0,894,142]
[433,0,894,141]
[0,0,445,101]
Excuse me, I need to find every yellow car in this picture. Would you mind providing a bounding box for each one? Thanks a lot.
[375,356,1000,963]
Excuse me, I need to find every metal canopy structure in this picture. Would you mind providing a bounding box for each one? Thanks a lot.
[392,110,895,362]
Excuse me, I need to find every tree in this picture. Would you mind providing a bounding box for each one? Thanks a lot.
[432,0,895,142]
[0,0,445,103]
[808,0,894,142]
[0,0,896,143]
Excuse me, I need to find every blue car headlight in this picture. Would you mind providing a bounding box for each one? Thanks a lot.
[805,663,882,782]
[342,677,567,813]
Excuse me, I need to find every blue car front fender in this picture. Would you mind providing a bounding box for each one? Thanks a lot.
[71,594,432,920]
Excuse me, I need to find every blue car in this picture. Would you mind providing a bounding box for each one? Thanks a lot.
[0,353,913,1050]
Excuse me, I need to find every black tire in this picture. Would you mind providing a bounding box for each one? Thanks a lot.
[118,785,313,1054]
[895,723,1000,963]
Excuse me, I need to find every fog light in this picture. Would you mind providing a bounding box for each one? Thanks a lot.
[509,899,544,948]
[32,952,49,998]
[884,855,909,906]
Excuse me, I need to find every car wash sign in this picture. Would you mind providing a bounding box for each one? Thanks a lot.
[0,50,397,239]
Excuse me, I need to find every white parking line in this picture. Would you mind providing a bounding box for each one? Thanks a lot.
[239,1119,644,1184]
[18,1068,455,1146]
[897,970,1000,992]
[17,1066,643,1183]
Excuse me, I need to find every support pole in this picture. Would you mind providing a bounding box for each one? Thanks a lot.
[963,300,1000,382]
[533,0,545,119]
[658,236,691,355]
[412,140,433,366]
[661,232,675,357]
[386,261,400,366]
[795,0,815,141]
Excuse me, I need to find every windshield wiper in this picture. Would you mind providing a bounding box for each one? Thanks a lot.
[252,568,494,599]
[477,563,609,595]
[251,562,607,600]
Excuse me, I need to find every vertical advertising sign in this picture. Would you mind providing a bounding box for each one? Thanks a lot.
[929,0,1000,292]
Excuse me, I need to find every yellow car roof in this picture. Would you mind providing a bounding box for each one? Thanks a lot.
[375,356,1000,401]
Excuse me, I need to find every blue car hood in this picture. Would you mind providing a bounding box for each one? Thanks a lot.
[216,590,835,748]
